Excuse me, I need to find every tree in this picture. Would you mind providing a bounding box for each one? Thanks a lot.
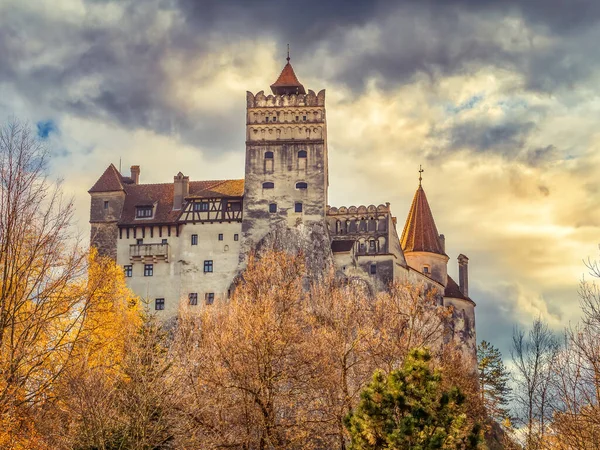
[345,348,481,449]
[0,119,89,446]
[511,318,559,449]
[477,341,511,424]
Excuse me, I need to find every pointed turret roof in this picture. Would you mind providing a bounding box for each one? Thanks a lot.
[270,52,306,95]
[400,185,446,255]
[89,164,126,193]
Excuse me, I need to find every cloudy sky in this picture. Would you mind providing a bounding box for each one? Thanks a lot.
[2,0,599,356]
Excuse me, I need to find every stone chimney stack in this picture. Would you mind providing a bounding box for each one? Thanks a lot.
[439,234,446,253]
[130,165,140,184]
[173,172,189,210]
[458,254,469,297]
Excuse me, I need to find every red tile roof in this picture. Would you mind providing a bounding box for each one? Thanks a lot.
[444,275,474,304]
[118,179,245,225]
[270,61,306,95]
[89,164,126,193]
[400,185,445,255]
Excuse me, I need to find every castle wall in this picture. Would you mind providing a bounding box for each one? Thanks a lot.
[404,251,449,287]
[116,222,242,318]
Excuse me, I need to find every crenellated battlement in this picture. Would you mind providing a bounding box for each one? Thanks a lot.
[327,203,391,216]
[247,89,326,108]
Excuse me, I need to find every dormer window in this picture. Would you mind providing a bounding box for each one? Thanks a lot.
[136,206,153,218]
[193,203,209,212]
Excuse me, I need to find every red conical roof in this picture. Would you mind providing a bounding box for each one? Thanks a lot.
[400,185,445,255]
[270,58,306,95]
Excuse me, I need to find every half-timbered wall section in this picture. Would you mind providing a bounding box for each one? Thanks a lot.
[179,197,243,223]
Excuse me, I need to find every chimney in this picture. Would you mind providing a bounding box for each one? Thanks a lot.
[130,165,140,184]
[173,172,189,210]
[439,234,446,253]
[458,254,469,297]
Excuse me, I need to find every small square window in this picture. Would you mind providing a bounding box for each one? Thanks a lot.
[137,239,143,245]
[272,116,277,122]
[234,234,239,241]
[104,201,109,210]
[295,202,303,213]
[265,151,274,159]
[370,264,377,275]
[269,203,277,213]
[423,266,429,274]
[155,298,165,310]
[144,264,153,277]
[204,260,213,273]
[162,238,168,244]
[205,293,215,305]
[218,233,223,241]
[124,265,132,277]
[303,115,307,121]
[191,234,198,245]
[189,293,198,306]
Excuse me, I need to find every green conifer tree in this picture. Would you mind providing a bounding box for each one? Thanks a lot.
[477,340,511,424]
[345,348,481,449]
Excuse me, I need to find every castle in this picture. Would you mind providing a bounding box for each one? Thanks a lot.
[89,55,476,359]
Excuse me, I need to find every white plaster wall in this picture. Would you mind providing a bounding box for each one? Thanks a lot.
[116,222,242,319]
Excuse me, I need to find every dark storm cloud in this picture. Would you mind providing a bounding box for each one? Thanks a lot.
[2,0,600,155]
[449,121,535,153]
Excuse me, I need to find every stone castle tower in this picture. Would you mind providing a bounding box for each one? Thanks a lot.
[241,54,328,253]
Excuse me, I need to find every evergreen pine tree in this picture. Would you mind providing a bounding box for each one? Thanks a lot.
[345,348,481,449]
[477,340,511,424]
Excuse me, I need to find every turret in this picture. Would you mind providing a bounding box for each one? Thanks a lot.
[88,163,128,259]
[400,169,449,286]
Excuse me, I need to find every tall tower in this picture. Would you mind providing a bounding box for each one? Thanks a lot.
[241,53,328,251]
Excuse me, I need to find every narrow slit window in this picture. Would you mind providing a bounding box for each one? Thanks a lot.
[104,201,109,210]
[370,264,377,275]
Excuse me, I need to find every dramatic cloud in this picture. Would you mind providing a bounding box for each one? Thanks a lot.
[2,0,600,359]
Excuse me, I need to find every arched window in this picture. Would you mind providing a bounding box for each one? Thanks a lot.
[295,182,308,189]
[298,150,307,158]
[265,151,273,159]
[262,182,274,189]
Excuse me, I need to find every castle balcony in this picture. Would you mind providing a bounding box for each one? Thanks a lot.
[129,243,170,263]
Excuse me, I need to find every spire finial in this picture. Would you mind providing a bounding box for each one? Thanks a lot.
[287,44,290,63]
[418,164,424,186]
